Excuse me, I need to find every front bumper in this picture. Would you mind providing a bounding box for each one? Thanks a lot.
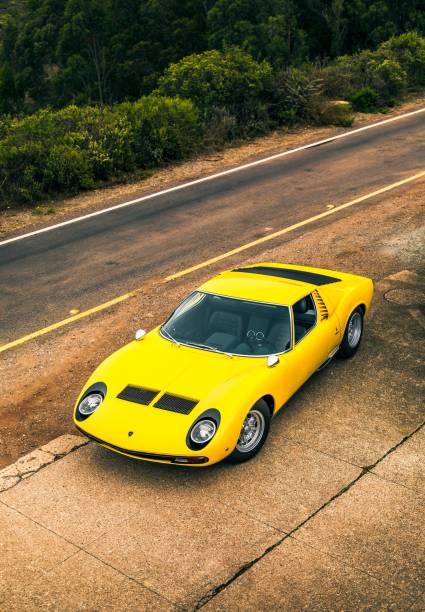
[75,425,210,465]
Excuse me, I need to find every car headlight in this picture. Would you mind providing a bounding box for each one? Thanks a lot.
[190,419,217,444]
[78,392,103,416]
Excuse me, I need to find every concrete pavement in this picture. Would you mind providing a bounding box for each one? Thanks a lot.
[1,424,423,610]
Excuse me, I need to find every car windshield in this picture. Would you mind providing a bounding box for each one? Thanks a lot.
[160,292,292,357]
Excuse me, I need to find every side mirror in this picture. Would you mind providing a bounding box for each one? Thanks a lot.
[267,354,279,368]
[135,329,146,341]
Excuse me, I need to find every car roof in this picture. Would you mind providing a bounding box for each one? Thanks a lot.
[199,264,320,306]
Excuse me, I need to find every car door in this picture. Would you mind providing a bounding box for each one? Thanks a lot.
[293,289,340,374]
[273,291,340,408]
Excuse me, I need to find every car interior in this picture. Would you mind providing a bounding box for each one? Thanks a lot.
[162,292,317,356]
[292,294,317,343]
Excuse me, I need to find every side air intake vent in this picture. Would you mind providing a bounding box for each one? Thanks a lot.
[117,385,159,406]
[154,393,198,415]
[313,290,329,320]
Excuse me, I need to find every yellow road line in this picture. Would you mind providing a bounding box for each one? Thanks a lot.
[164,170,425,281]
[0,293,132,354]
[1,170,424,355]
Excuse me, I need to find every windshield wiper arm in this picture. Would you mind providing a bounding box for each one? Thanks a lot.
[184,340,232,357]
[161,327,180,345]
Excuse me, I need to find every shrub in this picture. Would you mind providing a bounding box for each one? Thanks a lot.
[118,95,203,166]
[320,44,409,108]
[271,68,324,124]
[44,145,94,193]
[156,47,273,135]
[54,105,135,179]
[348,87,381,112]
[0,95,203,207]
[379,32,425,87]
[319,100,354,127]
[368,58,407,99]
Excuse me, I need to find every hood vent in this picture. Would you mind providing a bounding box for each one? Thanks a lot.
[117,385,159,406]
[154,393,198,415]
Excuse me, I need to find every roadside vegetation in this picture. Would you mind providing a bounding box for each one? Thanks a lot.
[0,0,424,209]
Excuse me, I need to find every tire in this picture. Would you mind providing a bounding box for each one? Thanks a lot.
[338,307,364,358]
[227,399,271,464]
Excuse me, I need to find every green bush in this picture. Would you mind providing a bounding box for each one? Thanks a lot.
[44,145,94,193]
[348,87,381,112]
[156,47,273,135]
[118,95,203,166]
[379,32,425,87]
[271,68,324,124]
[320,32,424,109]
[0,95,203,207]
[368,58,407,100]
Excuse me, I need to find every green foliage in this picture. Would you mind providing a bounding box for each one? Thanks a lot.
[207,0,305,66]
[0,95,202,207]
[319,32,424,110]
[0,1,424,113]
[379,31,425,86]
[348,87,380,113]
[157,48,273,135]
[270,67,324,124]
[0,24,424,207]
[118,95,202,166]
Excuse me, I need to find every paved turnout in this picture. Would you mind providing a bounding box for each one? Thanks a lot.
[0,111,424,343]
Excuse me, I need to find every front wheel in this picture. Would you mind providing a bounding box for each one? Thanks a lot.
[227,399,271,463]
[338,307,364,358]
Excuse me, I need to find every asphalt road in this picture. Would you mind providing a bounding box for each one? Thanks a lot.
[0,111,424,343]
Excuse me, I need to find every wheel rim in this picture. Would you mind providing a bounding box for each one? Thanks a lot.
[236,409,265,453]
[347,312,362,348]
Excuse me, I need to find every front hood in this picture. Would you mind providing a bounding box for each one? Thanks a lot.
[76,329,265,454]
[97,329,262,398]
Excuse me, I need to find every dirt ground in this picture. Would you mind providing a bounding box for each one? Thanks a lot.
[1,96,424,238]
[0,179,423,468]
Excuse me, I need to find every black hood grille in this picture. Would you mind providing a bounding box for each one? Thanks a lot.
[154,393,198,415]
[117,385,159,406]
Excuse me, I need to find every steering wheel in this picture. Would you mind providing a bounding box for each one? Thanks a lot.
[246,330,276,352]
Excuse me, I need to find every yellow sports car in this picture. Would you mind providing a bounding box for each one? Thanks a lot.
[74,263,373,466]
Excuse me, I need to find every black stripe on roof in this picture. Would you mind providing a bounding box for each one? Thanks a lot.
[233,266,341,286]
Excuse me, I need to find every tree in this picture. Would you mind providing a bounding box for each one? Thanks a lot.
[207,0,305,65]
[156,47,273,132]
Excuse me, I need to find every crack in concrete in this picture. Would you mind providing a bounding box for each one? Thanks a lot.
[193,418,425,611]
[0,435,89,493]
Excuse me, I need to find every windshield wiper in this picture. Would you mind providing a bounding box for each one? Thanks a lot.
[161,327,181,345]
[183,340,232,357]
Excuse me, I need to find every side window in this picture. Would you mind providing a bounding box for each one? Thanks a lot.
[293,294,317,344]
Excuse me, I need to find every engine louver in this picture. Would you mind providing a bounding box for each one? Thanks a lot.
[117,385,159,406]
[313,290,329,320]
[154,393,198,415]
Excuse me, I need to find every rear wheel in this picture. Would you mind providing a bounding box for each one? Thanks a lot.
[338,307,364,358]
[227,399,271,463]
